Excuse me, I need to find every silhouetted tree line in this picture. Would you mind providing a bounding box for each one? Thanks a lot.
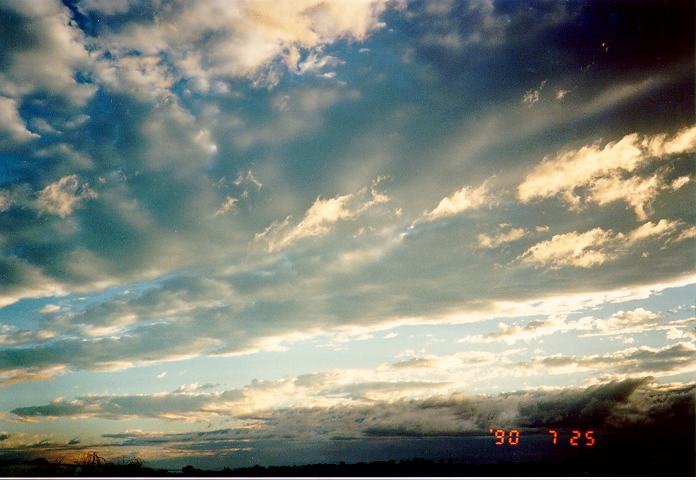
[0,453,169,477]
[1,452,693,477]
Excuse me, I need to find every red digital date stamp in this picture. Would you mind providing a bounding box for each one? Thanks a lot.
[488,428,595,446]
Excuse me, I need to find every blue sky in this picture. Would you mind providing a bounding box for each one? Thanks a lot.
[0,0,694,470]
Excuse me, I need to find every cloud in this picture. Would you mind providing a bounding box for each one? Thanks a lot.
[517,126,696,219]
[391,357,437,369]
[521,342,696,377]
[229,87,360,150]
[34,143,94,170]
[95,54,174,100]
[0,96,38,145]
[34,175,98,218]
[460,307,694,346]
[90,0,388,90]
[8,372,446,422]
[555,89,570,100]
[0,1,692,409]
[421,177,495,222]
[586,308,662,335]
[0,1,95,106]
[297,52,343,76]
[256,179,389,251]
[626,219,680,243]
[77,0,136,15]
[517,220,693,268]
[214,196,238,217]
[673,226,696,243]
[38,304,61,314]
[233,170,263,191]
[0,324,56,347]
[0,267,693,387]
[522,80,546,106]
[9,328,694,425]
[517,227,618,268]
[415,0,571,51]
[9,379,693,452]
[460,316,585,345]
[477,226,528,249]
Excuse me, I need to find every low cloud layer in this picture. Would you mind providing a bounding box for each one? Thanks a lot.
[4,378,693,465]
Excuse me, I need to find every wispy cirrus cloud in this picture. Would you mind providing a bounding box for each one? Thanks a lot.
[460,307,695,346]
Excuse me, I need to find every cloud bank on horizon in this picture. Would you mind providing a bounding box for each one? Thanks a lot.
[0,0,693,469]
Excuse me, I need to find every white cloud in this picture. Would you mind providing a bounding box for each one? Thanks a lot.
[670,175,690,190]
[0,1,95,106]
[673,226,696,243]
[585,173,663,220]
[422,177,495,221]
[214,196,238,217]
[256,180,389,251]
[77,0,135,15]
[518,227,618,268]
[297,52,343,76]
[34,175,98,218]
[519,219,692,269]
[626,219,680,244]
[233,170,263,190]
[477,227,527,249]
[38,304,61,314]
[93,0,388,90]
[460,316,587,345]
[0,96,38,145]
[555,88,570,100]
[590,308,659,334]
[518,126,696,219]
[460,308,691,346]
[95,54,174,100]
[522,80,546,106]
[264,194,355,249]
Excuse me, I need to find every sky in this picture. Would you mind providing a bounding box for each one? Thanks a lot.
[0,0,694,472]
